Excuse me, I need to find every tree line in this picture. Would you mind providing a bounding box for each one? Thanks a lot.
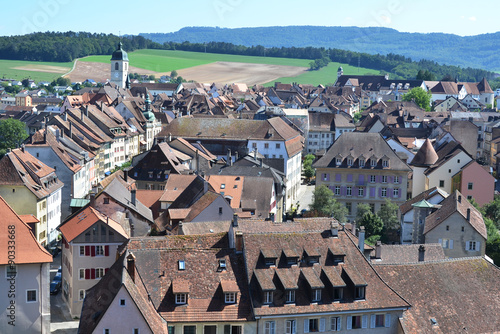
[0,32,498,87]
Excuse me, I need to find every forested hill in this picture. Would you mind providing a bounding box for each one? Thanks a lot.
[140,26,500,71]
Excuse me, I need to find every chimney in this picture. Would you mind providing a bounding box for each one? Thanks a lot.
[195,150,200,175]
[235,151,239,161]
[351,222,357,235]
[259,158,263,168]
[131,189,136,206]
[168,133,172,142]
[178,222,183,235]
[235,231,243,253]
[253,148,257,160]
[226,149,231,166]
[63,112,67,121]
[330,221,339,237]
[466,208,470,221]
[123,168,128,183]
[85,105,89,117]
[20,144,25,153]
[418,245,425,262]
[126,253,136,283]
[81,108,84,121]
[55,128,60,142]
[358,226,365,251]
[375,241,382,259]
[89,192,96,208]
[232,213,238,227]
[69,122,73,138]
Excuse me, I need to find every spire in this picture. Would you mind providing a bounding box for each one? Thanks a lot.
[411,139,438,167]
[125,74,131,89]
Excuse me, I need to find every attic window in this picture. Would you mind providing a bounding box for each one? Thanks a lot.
[382,159,389,168]
[219,259,226,270]
[370,158,377,167]
[178,260,185,270]
[347,158,353,166]
[359,159,365,167]
[220,184,226,189]
[336,157,342,166]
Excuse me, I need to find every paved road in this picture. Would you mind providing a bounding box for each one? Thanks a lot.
[295,183,315,212]
[50,251,78,333]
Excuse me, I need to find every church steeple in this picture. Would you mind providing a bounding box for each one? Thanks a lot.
[110,41,129,89]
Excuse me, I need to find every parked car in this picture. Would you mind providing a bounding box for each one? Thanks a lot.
[50,281,61,295]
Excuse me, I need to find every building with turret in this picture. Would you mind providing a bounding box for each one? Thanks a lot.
[110,42,129,89]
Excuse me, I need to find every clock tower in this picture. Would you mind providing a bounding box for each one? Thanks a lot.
[110,42,129,88]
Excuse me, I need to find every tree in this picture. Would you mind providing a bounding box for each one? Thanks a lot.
[402,87,432,111]
[359,212,384,237]
[485,217,500,265]
[377,199,399,231]
[22,78,30,87]
[356,203,372,222]
[309,185,347,222]
[0,118,28,157]
[171,70,178,78]
[302,154,315,181]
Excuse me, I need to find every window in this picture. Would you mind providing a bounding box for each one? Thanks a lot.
[103,198,109,204]
[264,143,269,149]
[225,292,236,303]
[204,325,216,334]
[286,290,295,303]
[276,143,281,149]
[393,188,399,197]
[381,188,387,197]
[134,329,140,334]
[220,184,226,189]
[183,326,196,334]
[441,238,451,249]
[446,225,450,231]
[115,62,119,70]
[333,288,343,301]
[96,245,104,256]
[462,226,465,232]
[358,187,364,197]
[178,260,185,270]
[331,317,341,331]
[382,159,389,167]
[346,186,352,196]
[359,159,365,167]
[79,289,86,301]
[312,289,321,302]
[381,175,387,183]
[104,330,110,334]
[467,241,479,251]
[355,286,365,300]
[350,316,363,329]
[346,202,352,215]
[370,175,376,183]
[6,265,17,278]
[96,268,104,279]
[347,158,353,166]
[439,180,445,187]
[120,299,126,306]
[230,326,242,334]
[467,195,472,200]
[335,186,340,196]
[370,158,377,167]
[468,182,473,190]
[286,320,296,334]
[219,207,223,214]
[168,326,175,334]
[264,291,273,304]
[308,318,319,332]
[264,321,275,334]
[375,314,385,327]
[79,268,85,280]
[176,293,187,304]
[336,157,341,166]
[80,246,85,256]
[27,290,37,303]
[394,176,399,183]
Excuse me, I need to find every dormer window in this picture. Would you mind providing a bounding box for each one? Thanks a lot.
[175,293,187,304]
[178,260,185,270]
[265,258,276,267]
[370,158,377,167]
[333,287,343,301]
[359,159,365,167]
[347,158,353,166]
[312,289,322,302]
[382,159,389,168]
[264,291,273,304]
[225,292,236,304]
[355,286,365,300]
[287,257,298,266]
[286,290,295,303]
[218,259,226,271]
[261,249,278,267]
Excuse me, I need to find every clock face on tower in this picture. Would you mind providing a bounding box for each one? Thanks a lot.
[114,72,119,78]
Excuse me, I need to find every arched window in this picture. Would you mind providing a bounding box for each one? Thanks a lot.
[115,62,119,70]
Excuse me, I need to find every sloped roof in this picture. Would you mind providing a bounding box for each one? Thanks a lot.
[371,243,446,264]
[376,258,500,333]
[0,196,52,265]
[58,206,128,243]
[411,138,438,167]
[423,190,487,239]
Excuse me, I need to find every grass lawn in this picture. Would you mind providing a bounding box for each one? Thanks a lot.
[265,62,381,86]
[0,59,73,82]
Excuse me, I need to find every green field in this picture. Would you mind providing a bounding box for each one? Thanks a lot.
[83,49,380,85]
[0,59,73,82]
[265,62,380,86]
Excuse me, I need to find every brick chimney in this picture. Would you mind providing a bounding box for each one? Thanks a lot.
[89,192,96,208]
[375,241,382,259]
[131,188,136,206]
[358,226,365,251]
[330,221,339,237]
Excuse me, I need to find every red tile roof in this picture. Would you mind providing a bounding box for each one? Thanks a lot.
[0,196,52,265]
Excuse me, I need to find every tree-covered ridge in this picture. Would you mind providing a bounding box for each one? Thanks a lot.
[0,31,497,85]
[141,26,500,71]
[0,32,162,62]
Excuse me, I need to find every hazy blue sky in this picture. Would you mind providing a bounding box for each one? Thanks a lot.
[0,0,496,37]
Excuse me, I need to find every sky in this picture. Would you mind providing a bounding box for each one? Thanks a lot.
[0,0,497,37]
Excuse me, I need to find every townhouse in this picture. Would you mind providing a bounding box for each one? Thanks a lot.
[314,132,411,220]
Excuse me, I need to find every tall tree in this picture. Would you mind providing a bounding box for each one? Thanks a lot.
[358,212,384,237]
[378,199,399,231]
[402,87,432,111]
[0,118,28,157]
[310,185,348,222]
